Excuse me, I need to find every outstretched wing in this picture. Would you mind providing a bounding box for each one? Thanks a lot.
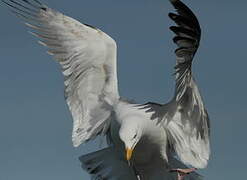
[166,0,210,168]
[2,0,119,147]
[143,0,210,168]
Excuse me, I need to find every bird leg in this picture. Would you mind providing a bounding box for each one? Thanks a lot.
[170,168,197,180]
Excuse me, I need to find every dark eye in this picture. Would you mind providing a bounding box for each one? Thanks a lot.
[133,134,137,139]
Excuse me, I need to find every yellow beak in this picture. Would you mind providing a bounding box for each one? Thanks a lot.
[126,148,134,161]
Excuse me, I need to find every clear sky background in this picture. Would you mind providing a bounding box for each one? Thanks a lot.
[0,0,246,179]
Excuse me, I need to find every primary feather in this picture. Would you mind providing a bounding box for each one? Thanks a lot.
[2,0,119,147]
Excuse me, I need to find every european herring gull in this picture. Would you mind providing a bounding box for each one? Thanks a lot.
[2,0,210,179]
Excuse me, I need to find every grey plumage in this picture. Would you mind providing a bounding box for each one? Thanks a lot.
[2,0,211,179]
[79,147,138,180]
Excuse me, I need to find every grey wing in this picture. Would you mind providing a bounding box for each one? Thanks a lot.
[2,0,120,147]
[166,0,210,168]
[79,147,138,180]
[144,0,210,168]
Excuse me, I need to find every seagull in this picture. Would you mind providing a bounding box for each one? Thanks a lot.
[2,0,210,179]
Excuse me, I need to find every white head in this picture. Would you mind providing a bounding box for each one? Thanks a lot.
[119,121,143,161]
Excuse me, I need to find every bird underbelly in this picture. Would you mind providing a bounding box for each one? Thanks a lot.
[132,138,169,180]
[132,135,164,165]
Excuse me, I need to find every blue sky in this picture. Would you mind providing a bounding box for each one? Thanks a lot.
[0,0,246,179]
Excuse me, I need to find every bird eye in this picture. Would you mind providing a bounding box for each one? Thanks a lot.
[133,134,137,139]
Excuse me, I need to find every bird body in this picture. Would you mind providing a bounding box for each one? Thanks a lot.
[80,99,202,179]
[80,100,172,180]
[2,0,210,179]
[113,100,169,163]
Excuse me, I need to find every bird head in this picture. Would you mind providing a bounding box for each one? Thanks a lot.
[119,122,142,162]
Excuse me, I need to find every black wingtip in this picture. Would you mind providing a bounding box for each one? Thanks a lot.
[169,26,177,32]
[41,6,46,11]
[169,0,180,4]
[168,12,177,20]
[169,0,201,52]
[169,0,201,30]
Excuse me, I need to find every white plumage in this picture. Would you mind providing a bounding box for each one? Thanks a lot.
[2,0,210,179]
